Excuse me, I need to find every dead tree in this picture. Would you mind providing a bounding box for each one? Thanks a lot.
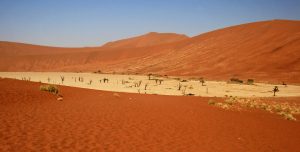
[60,76,65,84]
[182,86,187,95]
[78,77,84,82]
[144,83,148,90]
[103,78,109,83]
[178,83,182,90]
[273,86,279,96]
[148,74,152,80]
[134,81,142,87]
[159,79,163,85]
[200,78,205,86]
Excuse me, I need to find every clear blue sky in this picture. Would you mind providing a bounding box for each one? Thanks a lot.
[0,0,299,47]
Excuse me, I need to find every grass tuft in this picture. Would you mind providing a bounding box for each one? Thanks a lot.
[40,84,59,94]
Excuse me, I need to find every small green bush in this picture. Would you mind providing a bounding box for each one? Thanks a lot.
[40,84,59,94]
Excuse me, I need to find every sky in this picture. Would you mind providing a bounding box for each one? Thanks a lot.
[0,0,300,47]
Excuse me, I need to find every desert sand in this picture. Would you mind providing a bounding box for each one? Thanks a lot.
[1,19,300,152]
[1,72,300,97]
[1,20,300,83]
[0,78,300,152]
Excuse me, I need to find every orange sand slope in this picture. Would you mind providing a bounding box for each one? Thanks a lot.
[0,78,300,151]
[102,32,189,48]
[1,20,300,83]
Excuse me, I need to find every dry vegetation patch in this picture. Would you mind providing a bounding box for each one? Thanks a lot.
[208,96,300,121]
[40,84,59,94]
[40,84,64,101]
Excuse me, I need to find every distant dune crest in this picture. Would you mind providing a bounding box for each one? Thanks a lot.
[102,32,189,48]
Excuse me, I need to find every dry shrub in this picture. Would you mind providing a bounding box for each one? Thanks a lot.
[40,84,59,94]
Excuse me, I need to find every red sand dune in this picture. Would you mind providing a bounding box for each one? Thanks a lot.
[102,32,189,48]
[0,78,300,151]
[1,20,300,83]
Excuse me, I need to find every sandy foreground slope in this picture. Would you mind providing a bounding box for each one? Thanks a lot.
[0,78,300,152]
[1,72,300,97]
